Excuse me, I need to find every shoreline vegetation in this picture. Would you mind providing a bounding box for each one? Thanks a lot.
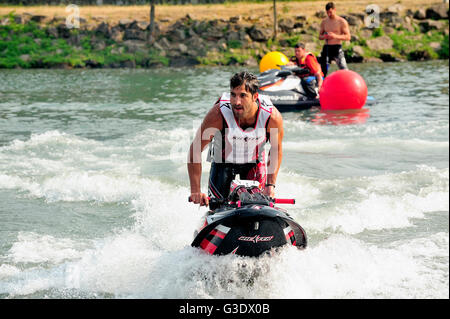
[0,1,448,69]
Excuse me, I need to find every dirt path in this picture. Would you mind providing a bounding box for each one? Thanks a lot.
[0,0,443,24]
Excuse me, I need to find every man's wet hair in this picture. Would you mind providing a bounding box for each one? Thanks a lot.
[230,71,260,95]
[294,43,305,49]
[325,2,335,10]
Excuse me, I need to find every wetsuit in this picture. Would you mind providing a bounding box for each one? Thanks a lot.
[320,44,348,77]
[207,92,273,201]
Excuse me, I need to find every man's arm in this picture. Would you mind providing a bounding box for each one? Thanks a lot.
[318,20,327,40]
[264,107,284,197]
[315,72,323,92]
[305,56,324,92]
[339,18,351,41]
[187,103,223,206]
[287,57,297,66]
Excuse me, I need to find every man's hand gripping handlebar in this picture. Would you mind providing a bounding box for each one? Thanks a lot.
[188,193,210,207]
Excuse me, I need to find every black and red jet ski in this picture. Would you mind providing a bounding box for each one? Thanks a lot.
[257,66,376,112]
[258,65,319,112]
[191,181,307,257]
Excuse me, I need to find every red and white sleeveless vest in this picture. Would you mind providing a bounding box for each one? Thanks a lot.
[208,92,274,164]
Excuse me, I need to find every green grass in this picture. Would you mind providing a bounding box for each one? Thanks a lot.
[281,34,300,47]
[147,50,170,66]
[0,12,169,68]
[390,33,419,55]
[198,49,251,66]
[227,39,243,49]
[371,27,385,38]
[438,35,449,59]
[389,29,447,60]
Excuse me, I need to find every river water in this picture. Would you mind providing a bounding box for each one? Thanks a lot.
[0,61,448,299]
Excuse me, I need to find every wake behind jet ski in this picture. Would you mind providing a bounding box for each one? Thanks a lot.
[191,180,307,257]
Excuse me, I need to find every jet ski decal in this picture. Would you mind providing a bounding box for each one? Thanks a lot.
[199,224,231,255]
[283,225,296,246]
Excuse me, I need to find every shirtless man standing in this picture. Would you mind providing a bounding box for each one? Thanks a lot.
[319,2,351,77]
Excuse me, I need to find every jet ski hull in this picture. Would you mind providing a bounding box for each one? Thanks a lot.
[191,205,307,257]
[257,89,320,112]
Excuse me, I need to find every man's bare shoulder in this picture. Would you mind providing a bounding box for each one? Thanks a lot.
[211,102,221,115]
[268,106,283,128]
[337,15,349,25]
[202,102,223,129]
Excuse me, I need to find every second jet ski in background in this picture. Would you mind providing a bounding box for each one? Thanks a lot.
[258,66,376,112]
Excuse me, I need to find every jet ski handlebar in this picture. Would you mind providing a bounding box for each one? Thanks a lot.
[277,65,310,77]
[188,197,294,204]
[188,192,295,208]
[273,198,296,204]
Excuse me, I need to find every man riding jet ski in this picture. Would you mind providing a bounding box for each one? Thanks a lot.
[287,42,324,96]
[187,71,306,257]
[191,180,307,257]
[258,43,324,112]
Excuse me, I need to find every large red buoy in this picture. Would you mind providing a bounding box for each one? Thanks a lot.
[319,70,368,110]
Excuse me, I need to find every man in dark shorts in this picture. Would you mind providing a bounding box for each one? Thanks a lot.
[319,2,351,77]
[187,71,284,207]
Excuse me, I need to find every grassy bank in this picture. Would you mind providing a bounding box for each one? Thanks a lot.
[0,1,448,69]
[0,12,169,68]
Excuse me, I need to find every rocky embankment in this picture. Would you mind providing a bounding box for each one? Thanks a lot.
[0,3,448,69]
